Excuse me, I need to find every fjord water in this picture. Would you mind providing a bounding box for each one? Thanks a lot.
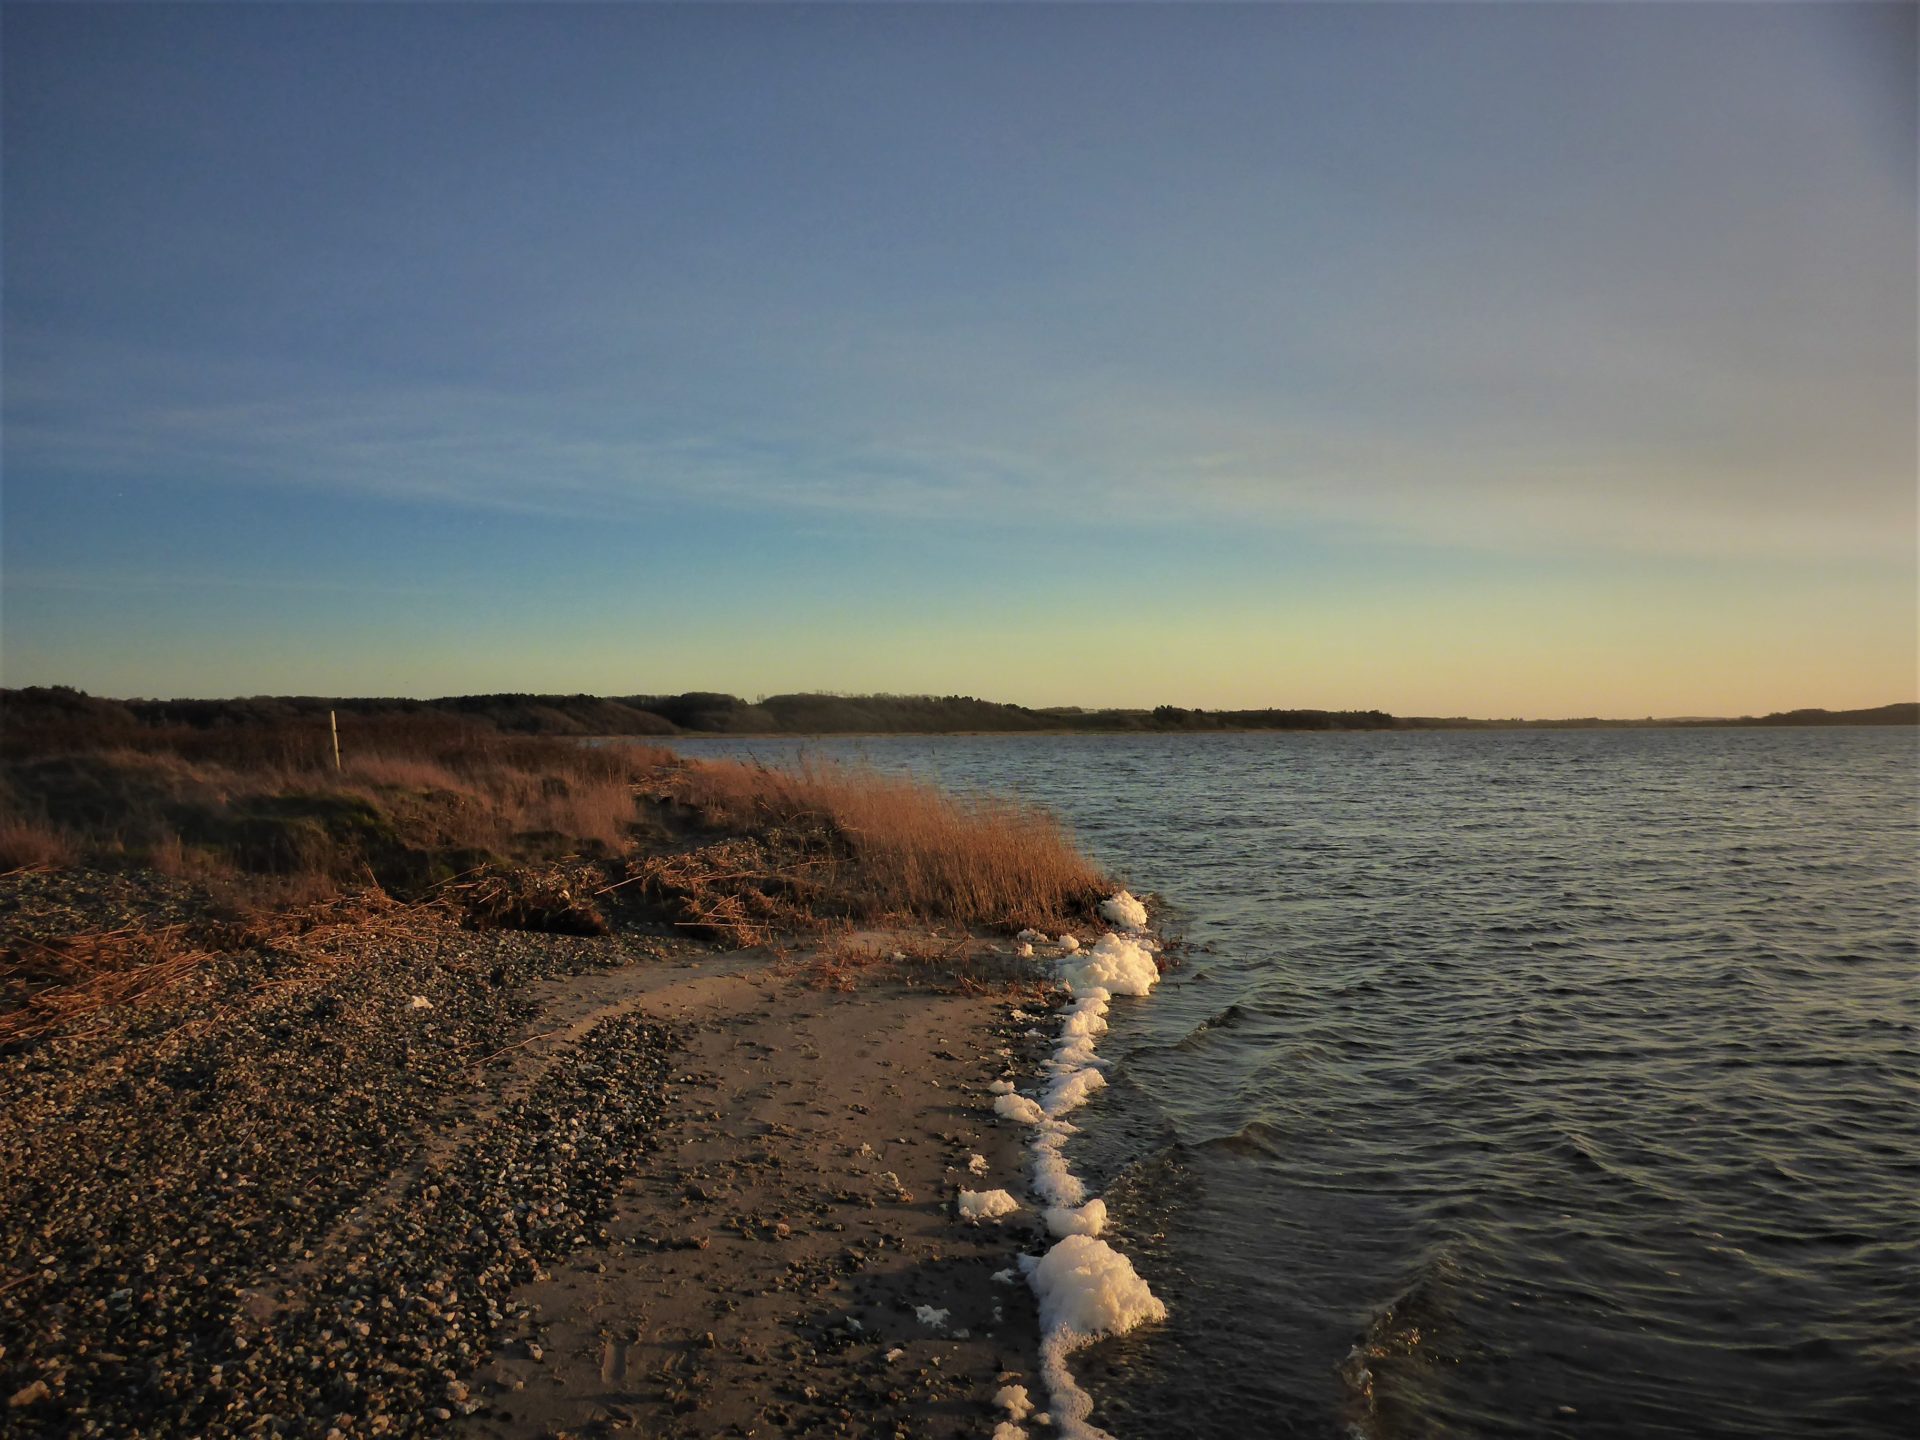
[675,728,1920,1438]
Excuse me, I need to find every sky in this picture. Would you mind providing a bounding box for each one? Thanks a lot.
[2,1,1914,718]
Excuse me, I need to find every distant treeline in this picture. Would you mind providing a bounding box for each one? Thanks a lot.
[2,687,1913,750]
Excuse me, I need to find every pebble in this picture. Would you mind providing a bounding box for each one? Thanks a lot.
[0,916,678,1439]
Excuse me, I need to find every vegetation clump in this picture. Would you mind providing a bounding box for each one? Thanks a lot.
[659,756,1107,932]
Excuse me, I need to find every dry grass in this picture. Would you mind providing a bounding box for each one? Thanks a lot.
[0,924,215,1042]
[619,836,835,947]
[339,754,469,792]
[0,815,76,873]
[662,757,1107,931]
[778,932,1063,997]
[341,746,654,856]
[443,864,610,936]
[0,886,443,1045]
[0,733,673,899]
[782,936,897,992]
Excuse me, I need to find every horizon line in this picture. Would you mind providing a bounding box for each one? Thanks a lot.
[4,683,1914,731]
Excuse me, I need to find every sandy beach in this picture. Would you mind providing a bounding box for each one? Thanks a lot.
[446,934,1057,1440]
[0,875,1075,1439]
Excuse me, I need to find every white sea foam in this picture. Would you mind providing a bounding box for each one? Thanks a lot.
[1020,1235,1167,1440]
[915,1304,950,1329]
[1015,941,1036,959]
[1058,990,1111,1041]
[1042,1065,1107,1116]
[1051,1036,1106,1073]
[997,1384,1034,1422]
[1061,934,1159,997]
[1044,1198,1108,1238]
[958,1188,1021,1221]
[1023,1233,1163,1333]
[1002,892,1163,1440]
[968,1152,990,1175]
[995,1092,1046,1125]
[1017,928,1051,945]
[1031,1122,1087,1208]
[989,1078,1017,1095]
[1097,890,1149,931]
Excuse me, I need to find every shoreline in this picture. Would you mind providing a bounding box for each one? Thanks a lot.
[0,883,1116,1438]
[9,688,1913,760]
[645,719,1918,740]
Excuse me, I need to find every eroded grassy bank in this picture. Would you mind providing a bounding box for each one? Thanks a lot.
[0,713,1109,1041]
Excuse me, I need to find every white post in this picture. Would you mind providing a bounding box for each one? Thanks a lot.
[331,710,342,772]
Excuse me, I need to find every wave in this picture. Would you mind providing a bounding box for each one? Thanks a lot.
[1339,1252,1480,1440]
[1171,1002,1252,1051]
[1190,1118,1288,1160]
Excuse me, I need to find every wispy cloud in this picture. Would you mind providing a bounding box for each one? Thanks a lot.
[2,567,446,598]
[8,344,1912,567]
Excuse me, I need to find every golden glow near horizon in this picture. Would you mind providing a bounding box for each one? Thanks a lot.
[8,555,1910,720]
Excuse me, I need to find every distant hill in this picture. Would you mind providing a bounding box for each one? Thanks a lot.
[1729,703,1919,727]
[1,685,1913,749]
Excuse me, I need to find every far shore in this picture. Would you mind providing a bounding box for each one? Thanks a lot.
[646,716,1918,740]
[5,686,1914,756]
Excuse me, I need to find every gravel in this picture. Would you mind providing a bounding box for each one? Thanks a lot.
[0,865,213,944]
[0,904,684,1439]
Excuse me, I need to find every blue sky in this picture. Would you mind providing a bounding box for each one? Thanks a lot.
[3,1,1914,715]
